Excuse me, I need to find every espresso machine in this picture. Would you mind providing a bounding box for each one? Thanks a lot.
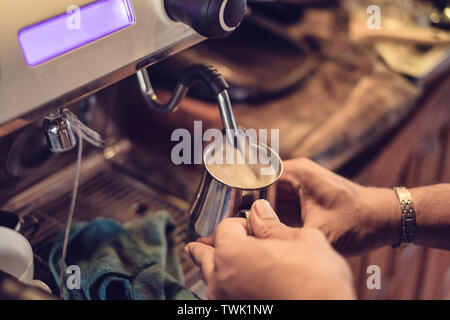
[0,0,247,299]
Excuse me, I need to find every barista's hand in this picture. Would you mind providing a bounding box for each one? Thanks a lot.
[185,200,356,300]
[277,158,400,256]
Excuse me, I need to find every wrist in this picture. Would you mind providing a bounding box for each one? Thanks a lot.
[362,187,401,247]
[409,184,450,249]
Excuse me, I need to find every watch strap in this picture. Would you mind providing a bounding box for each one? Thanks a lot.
[392,187,416,248]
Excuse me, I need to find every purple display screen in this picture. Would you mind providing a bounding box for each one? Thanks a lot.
[18,0,135,66]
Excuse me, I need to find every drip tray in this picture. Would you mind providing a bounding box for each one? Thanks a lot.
[4,141,204,298]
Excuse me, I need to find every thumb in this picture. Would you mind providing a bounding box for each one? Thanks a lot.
[249,200,300,240]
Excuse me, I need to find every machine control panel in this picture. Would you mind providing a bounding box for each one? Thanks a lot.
[19,0,136,67]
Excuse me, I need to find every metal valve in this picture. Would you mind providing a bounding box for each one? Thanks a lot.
[42,111,77,153]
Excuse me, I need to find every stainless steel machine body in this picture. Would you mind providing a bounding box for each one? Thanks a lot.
[0,0,201,125]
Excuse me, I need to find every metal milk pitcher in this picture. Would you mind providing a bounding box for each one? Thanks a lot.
[187,136,283,241]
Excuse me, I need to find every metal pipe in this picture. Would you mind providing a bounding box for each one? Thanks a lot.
[136,69,189,114]
[217,90,238,133]
[137,66,239,145]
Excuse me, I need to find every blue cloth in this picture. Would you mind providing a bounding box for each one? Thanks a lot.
[49,211,198,300]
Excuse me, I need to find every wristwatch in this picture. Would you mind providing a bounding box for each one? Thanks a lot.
[392,187,416,248]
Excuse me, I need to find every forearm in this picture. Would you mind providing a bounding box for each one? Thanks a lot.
[279,158,450,255]
[409,184,450,250]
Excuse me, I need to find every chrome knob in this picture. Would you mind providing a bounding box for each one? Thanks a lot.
[164,0,247,39]
[43,112,77,153]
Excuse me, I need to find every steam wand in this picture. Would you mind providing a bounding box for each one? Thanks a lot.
[136,64,239,145]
